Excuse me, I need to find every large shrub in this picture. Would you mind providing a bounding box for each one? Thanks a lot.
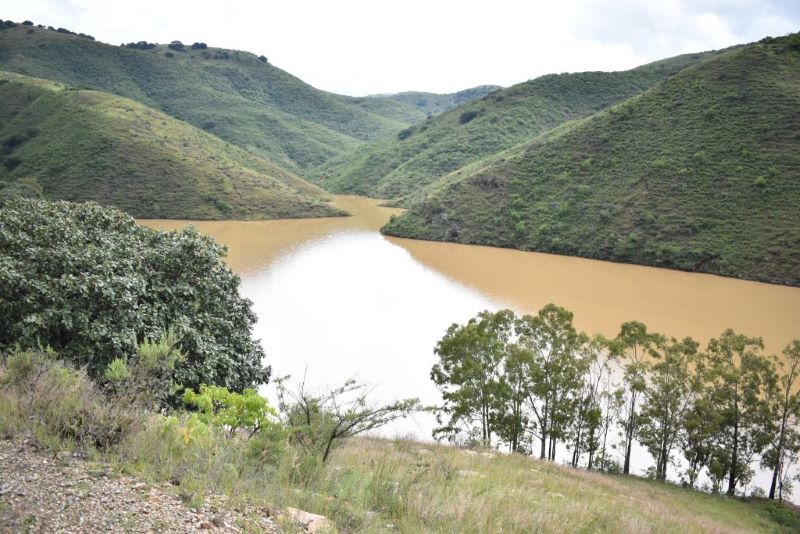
[0,198,269,392]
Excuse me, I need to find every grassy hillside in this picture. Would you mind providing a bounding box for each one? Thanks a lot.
[383,34,800,286]
[0,71,344,219]
[311,51,723,199]
[357,85,502,123]
[0,23,413,174]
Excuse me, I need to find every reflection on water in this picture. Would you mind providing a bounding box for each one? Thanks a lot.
[142,195,800,480]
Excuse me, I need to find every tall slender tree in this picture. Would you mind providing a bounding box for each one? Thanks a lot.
[570,335,614,468]
[637,336,699,481]
[431,310,514,446]
[611,321,658,475]
[763,340,800,500]
[516,304,587,461]
[704,329,776,496]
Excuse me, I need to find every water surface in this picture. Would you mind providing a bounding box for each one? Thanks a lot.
[142,195,800,465]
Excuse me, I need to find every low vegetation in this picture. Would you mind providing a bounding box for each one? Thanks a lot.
[384,34,800,286]
[0,71,342,219]
[311,49,722,198]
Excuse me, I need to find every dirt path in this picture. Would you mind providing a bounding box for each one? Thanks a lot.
[0,440,280,533]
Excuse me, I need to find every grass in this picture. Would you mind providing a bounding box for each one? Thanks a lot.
[383,34,800,287]
[0,24,412,175]
[0,70,344,219]
[310,49,726,199]
[2,351,799,533]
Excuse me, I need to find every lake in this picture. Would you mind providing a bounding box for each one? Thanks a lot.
[142,195,800,482]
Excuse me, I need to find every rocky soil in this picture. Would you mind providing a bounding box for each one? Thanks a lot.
[0,440,281,533]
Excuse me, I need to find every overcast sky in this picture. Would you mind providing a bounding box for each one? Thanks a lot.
[4,0,799,95]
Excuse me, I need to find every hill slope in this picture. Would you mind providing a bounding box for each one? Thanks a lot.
[383,35,800,286]
[311,51,723,198]
[0,23,412,174]
[357,85,502,123]
[0,71,343,219]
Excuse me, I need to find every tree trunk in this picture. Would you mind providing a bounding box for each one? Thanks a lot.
[727,422,739,496]
[623,395,635,475]
[769,463,779,499]
[540,397,549,460]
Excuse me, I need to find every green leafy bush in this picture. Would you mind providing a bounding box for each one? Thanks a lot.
[0,199,270,394]
[182,384,278,439]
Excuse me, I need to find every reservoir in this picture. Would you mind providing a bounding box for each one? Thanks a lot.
[142,196,800,474]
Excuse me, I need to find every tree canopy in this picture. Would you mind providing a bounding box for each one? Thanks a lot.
[0,198,269,393]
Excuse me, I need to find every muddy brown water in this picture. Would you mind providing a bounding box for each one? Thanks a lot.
[142,195,800,357]
[141,194,800,485]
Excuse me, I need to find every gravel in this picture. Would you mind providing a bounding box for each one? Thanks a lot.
[0,439,280,533]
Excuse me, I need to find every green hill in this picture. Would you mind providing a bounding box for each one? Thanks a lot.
[383,34,800,286]
[0,71,343,219]
[357,85,502,123]
[310,51,724,199]
[0,23,414,174]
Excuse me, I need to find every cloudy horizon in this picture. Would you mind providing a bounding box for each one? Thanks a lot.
[3,0,799,96]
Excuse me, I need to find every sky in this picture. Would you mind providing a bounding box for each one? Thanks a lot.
[4,0,800,95]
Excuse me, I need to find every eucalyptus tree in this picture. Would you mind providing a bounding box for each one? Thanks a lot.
[704,329,777,496]
[680,394,719,489]
[611,321,659,475]
[430,309,514,446]
[569,335,614,468]
[637,336,699,481]
[516,304,588,461]
[495,340,531,453]
[762,340,800,500]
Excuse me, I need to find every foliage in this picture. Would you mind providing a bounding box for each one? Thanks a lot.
[702,329,777,496]
[430,309,513,446]
[276,375,420,462]
[0,71,342,219]
[458,110,480,124]
[105,332,185,409]
[611,321,658,474]
[0,198,270,393]
[636,336,699,480]
[430,305,800,503]
[182,384,277,439]
[384,36,800,286]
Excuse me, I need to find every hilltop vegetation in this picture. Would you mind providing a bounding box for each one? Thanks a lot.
[384,35,800,286]
[0,23,411,174]
[311,50,722,198]
[0,71,342,219]
[358,85,502,123]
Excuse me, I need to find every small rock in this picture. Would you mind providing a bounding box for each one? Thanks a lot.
[286,507,332,533]
[199,521,214,529]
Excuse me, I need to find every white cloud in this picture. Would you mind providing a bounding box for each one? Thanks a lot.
[2,0,798,95]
